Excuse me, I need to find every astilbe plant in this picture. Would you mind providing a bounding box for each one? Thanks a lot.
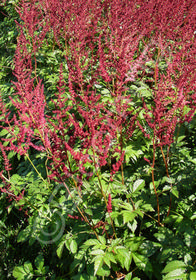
[137,0,196,222]
[0,0,196,278]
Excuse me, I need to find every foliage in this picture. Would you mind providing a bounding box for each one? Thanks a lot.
[0,0,196,279]
[0,0,18,100]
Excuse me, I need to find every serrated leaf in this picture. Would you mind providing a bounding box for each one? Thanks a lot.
[127,219,137,233]
[23,262,33,273]
[0,129,8,136]
[91,249,104,256]
[163,270,187,280]
[96,264,110,277]
[56,240,65,258]
[83,239,100,247]
[141,203,155,212]
[116,247,132,271]
[13,267,26,280]
[94,256,104,276]
[171,187,179,198]
[121,202,133,211]
[132,179,145,193]
[10,174,23,185]
[98,236,106,245]
[13,262,33,280]
[124,252,132,271]
[105,252,116,264]
[16,198,26,206]
[125,272,132,280]
[70,239,78,254]
[162,261,186,274]
[165,177,175,184]
[164,214,183,224]
[116,253,125,269]
[17,228,30,243]
[122,210,137,224]
[103,256,110,268]
[132,252,152,272]
[8,150,16,159]
[34,255,44,271]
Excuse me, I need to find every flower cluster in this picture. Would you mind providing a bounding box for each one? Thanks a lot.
[0,0,196,206]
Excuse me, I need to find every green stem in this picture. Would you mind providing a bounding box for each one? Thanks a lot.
[92,147,107,206]
[62,182,100,240]
[152,137,161,225]
[25,153,47,184]
[160,146,172,217]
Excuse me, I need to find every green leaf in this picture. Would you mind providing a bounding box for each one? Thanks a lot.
[116,247,132,271]
[164,214,183,224]
[171,187,179,198]
[98,236,106,245]
[17,228,30,243]
[190,158,196,165]
[94,256,104,276]
[10,174,23,185]
[70,239,78,254]
[165,177,175,184]
[132,252,152,272]
[190,272,196,280]
[132,179,145,193]
[122,210,137,224]
[125,237,145,252]
[34,255,44,271]
[102,256,110,268]
[13,266,27,280]
[0,129,8,136]
[120,202,133,211]
[56,240,65,258]
[162,261,186,273]
[13,262,33,280]
[141,203,155,212]
[8,150,16,159]
[127,219,137,233]
[91,249,104,256]
[83,239,100,247]
[96,264,110,277]
[163,270,187,280]
[125,272,132,280]
[7,204,13,214]
[104,252,116,266]
[72,273,90,280]
[23,262,33,273]
[0,220,6,229]
[124,252,132,271]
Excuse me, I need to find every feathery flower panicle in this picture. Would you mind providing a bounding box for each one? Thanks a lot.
[0,0,196,205]
[107,194,112,214]
[0,142,11,173]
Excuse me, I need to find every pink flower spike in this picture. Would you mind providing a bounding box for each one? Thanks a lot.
[107,194,112,214]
